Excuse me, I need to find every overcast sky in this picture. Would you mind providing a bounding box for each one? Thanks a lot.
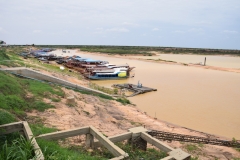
[0,0,240,49]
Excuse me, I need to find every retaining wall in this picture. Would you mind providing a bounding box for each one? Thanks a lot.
[0,67,111,97]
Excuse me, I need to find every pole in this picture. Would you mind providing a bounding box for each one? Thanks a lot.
[204,57,206,66]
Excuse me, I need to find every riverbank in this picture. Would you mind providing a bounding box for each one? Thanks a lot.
[18,62,239,159]
[3,47,239,159]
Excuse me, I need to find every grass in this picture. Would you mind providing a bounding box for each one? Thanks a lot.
[0,71,62,117]
[185,144,199,153]
[51,98,61,102]
[0,135,37,160]
[32,101,55,112]
[28,58,84,80]
[73,89,114,101]
[0,123,106,160]
[0,109,16,125]
[116,98,131,105]
[117,142,167,159]
[37,139,107,160]
[0,47,27,67]
[79,46,153,55]
[67,141,167,160]
[30,123,58,136]
[24,80,65,98]
[30,123,107,160]
[89,83,116,95]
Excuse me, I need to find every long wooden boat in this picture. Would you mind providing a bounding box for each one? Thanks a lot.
[84,68,131,80]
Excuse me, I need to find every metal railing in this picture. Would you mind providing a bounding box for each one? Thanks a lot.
[148,130,240,148]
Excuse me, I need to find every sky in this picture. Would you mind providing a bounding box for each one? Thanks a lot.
[0,0,240,49]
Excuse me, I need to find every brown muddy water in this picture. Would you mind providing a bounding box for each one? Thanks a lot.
[58,50,240,139]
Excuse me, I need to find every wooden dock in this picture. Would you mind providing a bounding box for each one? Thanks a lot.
[112,83,157,97]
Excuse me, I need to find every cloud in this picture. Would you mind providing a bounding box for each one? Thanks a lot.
[172,28,205,34]
[223,30,238,34]
[106,28,129,33]
[122,22,139,27]
[173,30,185,34]
[188,28,204,32]
[33,30,41,33]
[195,21,212,25]
[1,0,240,49]
[152,28,159,31]
[0,27,7,34]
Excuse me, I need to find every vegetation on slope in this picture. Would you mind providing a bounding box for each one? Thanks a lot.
[0,47,26,67]
[0,71,60,117]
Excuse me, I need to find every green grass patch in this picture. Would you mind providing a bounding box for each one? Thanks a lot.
[185,144,199,153]
[0,135,37,160]
[51,98,61,102]
[32,101,55,112]
[74,89,114,100]
[25,80,64,98]
[0,47,26,67]
[116,98,131,105]
[0,71,63,117]
[0,109,16,125]
[89,83,116,95]
[0,72,23,96]
[79,46,152,55]
[116,142,167,159]
[30,123,58,136]
[37,139,107,160]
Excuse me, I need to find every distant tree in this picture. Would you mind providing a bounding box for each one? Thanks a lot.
[32,44,35,46]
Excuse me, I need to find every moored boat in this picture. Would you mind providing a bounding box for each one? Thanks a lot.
[85,68,131,80]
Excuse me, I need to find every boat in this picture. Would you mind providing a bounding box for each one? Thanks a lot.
[85,68,131,80]
[85,64,132,72]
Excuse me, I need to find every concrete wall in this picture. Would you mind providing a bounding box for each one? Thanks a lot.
[1,67,112,97]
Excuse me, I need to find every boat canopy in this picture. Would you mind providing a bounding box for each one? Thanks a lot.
[84,59,103,63]
[74,58,87,61]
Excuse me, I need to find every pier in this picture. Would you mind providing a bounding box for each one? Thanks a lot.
[112,83,157,97]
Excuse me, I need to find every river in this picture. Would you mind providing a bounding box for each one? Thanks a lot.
[59,50,240,139]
